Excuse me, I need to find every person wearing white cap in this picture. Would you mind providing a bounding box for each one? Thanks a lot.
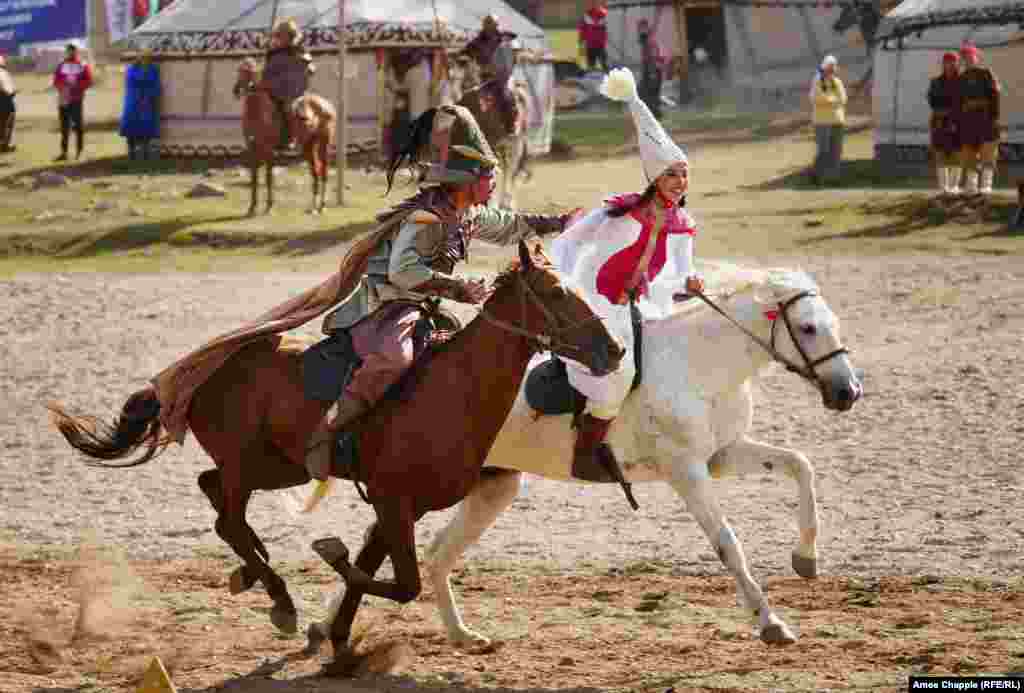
[809,54,847,185]
[551,67,703,500]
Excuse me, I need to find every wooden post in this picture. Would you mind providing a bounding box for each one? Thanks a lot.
[673,0,690,107]
[335,0,347,205]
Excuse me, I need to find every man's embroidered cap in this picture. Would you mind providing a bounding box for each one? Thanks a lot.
[421,105,500,185]
[599,67,687,183]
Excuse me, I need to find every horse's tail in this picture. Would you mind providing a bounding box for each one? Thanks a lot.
[48,386,170,468]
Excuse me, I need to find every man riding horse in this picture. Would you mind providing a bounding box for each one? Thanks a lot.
[459,13,520,136]
[304,104,586,482]
[263,18,315,151]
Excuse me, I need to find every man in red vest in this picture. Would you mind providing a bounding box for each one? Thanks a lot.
[52,43,93,161]
[578,1,609,73]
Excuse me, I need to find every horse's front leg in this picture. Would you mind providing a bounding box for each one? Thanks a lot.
[265,158,274,214]
[707,437,819,578]
[669,469,797,645]
[304,141,319,215]
[247,154,259,217]
[317,138,329,212]
[424,468,522,648]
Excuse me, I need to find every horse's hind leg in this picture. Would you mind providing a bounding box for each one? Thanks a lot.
[706,438,820,579]
[670,474,797,645]
[318,139,329,212]
[425,468,521,648]
[199,469,264,595]
[211,457,298,634]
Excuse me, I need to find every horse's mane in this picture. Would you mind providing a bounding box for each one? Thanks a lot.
[662,261,819,321]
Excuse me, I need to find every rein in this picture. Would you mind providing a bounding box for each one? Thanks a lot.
[476,272,600,356]
[691,289,849,386]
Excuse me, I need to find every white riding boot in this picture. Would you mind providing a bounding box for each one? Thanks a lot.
[963,170,980,196]
[945,167,961,195]
[936,167,948,195]
[980,167,995,195]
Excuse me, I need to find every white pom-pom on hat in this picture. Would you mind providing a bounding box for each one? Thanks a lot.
[599,67,639,103]
[602,67,688,182]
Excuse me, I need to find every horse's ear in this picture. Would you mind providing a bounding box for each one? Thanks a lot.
[518,239,533,272]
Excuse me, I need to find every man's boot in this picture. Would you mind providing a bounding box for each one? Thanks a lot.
[936,167,948,196]
[305,394,369,482]
[572,414,639,510]
[963,169,979,196]
[75,130,83,160]
[980,166,995,195]
[946,167,961,195]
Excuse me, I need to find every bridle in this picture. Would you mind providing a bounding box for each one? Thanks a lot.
[476,269,603,357]
[693,289,850,387]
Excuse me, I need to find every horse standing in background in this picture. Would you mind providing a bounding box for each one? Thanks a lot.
[233,60,336,216]
[457,77,533,210]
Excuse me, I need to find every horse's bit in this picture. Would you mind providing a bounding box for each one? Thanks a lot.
[693,289,849,387]
[476,271,603,358]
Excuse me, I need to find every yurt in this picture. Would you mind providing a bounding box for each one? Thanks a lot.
[604,0,887,102]
[874,0,1024,163]
[119,0,556,158]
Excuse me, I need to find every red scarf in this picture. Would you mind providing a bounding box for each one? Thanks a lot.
[595,193,696,303]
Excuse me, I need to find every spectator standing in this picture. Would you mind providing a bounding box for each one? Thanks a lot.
[578,1,609,73]
[120,50,161,160]
[956,41,1001,196]
[637,19,667,121]
[52,43,93,161]
[0,54,16,153]
[810,54,847,185]
[927,51,961,195]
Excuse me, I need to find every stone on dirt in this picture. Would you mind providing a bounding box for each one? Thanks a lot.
[186,182,227,199]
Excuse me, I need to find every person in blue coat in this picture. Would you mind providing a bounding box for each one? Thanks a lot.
[120,50,161,160]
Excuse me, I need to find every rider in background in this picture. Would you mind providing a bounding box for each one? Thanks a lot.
[552,67,702,492]
[263,18,315,151]
[460,14,519,129]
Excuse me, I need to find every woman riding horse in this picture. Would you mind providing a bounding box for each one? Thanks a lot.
[263,18,315,150]
[551,67,704,495]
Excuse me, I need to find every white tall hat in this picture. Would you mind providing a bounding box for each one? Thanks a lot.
[599,67,687,182]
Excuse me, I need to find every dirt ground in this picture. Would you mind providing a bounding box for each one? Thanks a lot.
[2,75,1024,692]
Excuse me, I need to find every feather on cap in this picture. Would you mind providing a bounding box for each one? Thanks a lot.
[599,67,688,183]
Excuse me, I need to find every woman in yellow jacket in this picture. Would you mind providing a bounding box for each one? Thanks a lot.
[810,55,847,185]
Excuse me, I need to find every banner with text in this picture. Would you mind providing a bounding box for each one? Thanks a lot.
[0,0,87,55]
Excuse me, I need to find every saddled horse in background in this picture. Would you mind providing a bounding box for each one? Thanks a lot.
[458,79,532,210]
[50,242,623,676]
[308,265,862,651]
[233,60,336,216]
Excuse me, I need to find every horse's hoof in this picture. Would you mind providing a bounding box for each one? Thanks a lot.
[791,552,818,579]
[303,623,327,656]
[321,650,361,678]
[228,565,258,594]
[760,622,798,645]
[270,604,298,634]
[312,537,350,574]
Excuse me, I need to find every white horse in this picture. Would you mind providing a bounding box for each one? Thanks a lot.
[309,263,862,651]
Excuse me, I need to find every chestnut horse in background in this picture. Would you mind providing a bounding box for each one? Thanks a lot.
[50,242,622,675]
[233,60,336,216]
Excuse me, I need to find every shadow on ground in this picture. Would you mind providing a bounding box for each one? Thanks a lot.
[797,193,1020,246]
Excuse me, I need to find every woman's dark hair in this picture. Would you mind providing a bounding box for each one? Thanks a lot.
[386,107,438,194]
[606,182,687,217]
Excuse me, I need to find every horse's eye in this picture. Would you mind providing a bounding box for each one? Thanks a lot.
[800,324,817,336]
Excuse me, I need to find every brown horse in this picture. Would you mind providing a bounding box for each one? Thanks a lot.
[50,241,623,670]
[457,80,532,210]
[233,60,336,216]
